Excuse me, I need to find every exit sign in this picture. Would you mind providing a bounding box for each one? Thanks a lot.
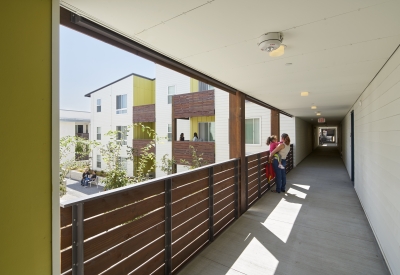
[318,118,326,123]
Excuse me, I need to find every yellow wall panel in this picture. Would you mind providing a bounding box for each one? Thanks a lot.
[133,122,155,139]
[133,76,155,106]
[0,1,52,274]
[190,78,199,93]
[190,116,215,137]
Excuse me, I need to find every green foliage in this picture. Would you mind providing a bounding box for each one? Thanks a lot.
[59,136,99,197]
[180,145,208,170]
[160,154,176,175]
[102,169,130,190]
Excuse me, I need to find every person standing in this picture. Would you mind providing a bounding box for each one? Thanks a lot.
[269,133,291,193]
[192,132,198,141]
[180,133,185,141]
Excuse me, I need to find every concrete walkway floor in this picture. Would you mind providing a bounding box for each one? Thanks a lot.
[179,146,390,275]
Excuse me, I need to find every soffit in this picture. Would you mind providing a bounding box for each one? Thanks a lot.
[61,0,400,123]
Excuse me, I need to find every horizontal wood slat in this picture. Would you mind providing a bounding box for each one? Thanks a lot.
[248,172,258,184]
[84,208,164,260]
[173,141,215,164]
[172,220,208,257]
[60,206,72,227]
[214,192,235,213]
[132,104,155,123]
[172,231,209,271]
[247,154,258,162]
[131,251,165,275]
[213,160,235,174]
[172,209,208,241]
[214,210,235,235]
[213,177,235,194]
[172,200,208,229]
[172,168,209,189]
[84,180,164,219]
[84,224,164,275]
[101,237,164,275]
[84,193,164,239]
[132,139,155,155]
[61,226,72,250]
[172,188,208,215]
[213,167,235,184]
[172,177,208,202]
[214,185,235,204]
[214,201,235,223]
[247,160,258,170]
[173,90,214,118]
[61,248,72,273]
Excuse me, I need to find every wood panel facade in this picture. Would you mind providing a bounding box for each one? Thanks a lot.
[132,104,155,123]
[132,139,155,155]
[172,141,215,164]
[172,90,214,118]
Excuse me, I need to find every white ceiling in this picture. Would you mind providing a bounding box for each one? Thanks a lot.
[61,0,400,124]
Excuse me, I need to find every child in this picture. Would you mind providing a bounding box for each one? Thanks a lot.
[266,135,285,169]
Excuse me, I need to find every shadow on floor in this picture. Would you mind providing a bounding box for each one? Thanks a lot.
[178,146,389,275]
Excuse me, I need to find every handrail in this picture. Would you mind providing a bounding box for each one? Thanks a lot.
[60,157,239,207]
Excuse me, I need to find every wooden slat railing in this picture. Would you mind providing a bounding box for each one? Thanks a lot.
[60,146,294,275]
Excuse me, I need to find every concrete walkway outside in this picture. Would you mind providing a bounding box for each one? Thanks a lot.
[179,146,389,275]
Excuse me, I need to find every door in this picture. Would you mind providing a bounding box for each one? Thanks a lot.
[350,111,354,184]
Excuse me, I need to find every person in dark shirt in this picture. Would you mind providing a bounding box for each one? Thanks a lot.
[81,168,90,186]
[180,133,185,141]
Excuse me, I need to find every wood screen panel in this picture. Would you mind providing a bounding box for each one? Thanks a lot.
[173,141,215,164]
[172,220,208,256]
[172,200,208,229]
[132,104,155,123]
[172,188,209,215]
[172,178,208,202]
[172,209,209,241]
[172,90,214,118]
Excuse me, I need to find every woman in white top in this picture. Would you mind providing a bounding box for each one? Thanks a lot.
[269,133,291,193]
[193,132,199,141]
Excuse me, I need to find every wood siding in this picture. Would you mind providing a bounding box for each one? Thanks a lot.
[132,104,155,123]
[173,90,214,118]
[132,139,155,155]
[173,141,215,164]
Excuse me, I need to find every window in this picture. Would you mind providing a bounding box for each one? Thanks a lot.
[118,157,127,171]
[97,99,101,112]
[97,127,101,140]
[76,125,83,134]
[116,94,127,114]
[167,124,172,141]
[198,81,214,92]
[198,122,215,142]
[245,118,260,145]
[97,155,101,168]
[168,86,175,104]
[116,126,128,145]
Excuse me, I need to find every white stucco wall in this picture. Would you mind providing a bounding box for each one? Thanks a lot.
[293,117,313,166]
[245,102,271,155]
[155,65,190,177]
[215,89,230,163]
[342,47,400,275]
[90,75,134,176]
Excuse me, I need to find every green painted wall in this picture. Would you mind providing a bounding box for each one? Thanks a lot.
[0,1,52,274]
[133,76,155,106]
[133,122,155,139]
[190,116,215,137]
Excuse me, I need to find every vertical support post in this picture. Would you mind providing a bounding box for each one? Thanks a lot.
[257,154,261,198]
[164,179,172,275]
[72,203,84,275]
[229,91,246,215]
[234,159,239,219]
[245,157,248,210]
[208,167,214,242]
[172,117,177,174]
[271,109,280,136]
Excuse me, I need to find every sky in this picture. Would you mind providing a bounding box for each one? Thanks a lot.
[60,26,155,112]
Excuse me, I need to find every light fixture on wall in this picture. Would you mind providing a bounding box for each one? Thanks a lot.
[301,91,309,96]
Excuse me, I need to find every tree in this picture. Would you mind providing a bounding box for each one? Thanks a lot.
[160,154,176,175]
[180,145,208,170]
[59,136,98,197]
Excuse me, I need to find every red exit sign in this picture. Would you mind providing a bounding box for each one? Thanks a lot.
[318,118,326,123]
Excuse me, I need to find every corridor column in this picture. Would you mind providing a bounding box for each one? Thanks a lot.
[271,109,280,136]
[229,91,246,214]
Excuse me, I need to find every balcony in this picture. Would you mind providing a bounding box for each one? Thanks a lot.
[132,139,155,155]
[173,90,214,119]
[75,133,89,139]
[172,141,215,164]
[60,148,294,274]
[132,104,155,123]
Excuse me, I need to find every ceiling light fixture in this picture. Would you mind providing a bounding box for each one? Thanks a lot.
[258,32,284,53]
[311,105,317,109]
[316,112,321,116]
[301,92,309,96]
[285,62,292,66]
[269,44,286,57]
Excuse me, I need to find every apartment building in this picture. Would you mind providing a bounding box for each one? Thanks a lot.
[85,73,155,177]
